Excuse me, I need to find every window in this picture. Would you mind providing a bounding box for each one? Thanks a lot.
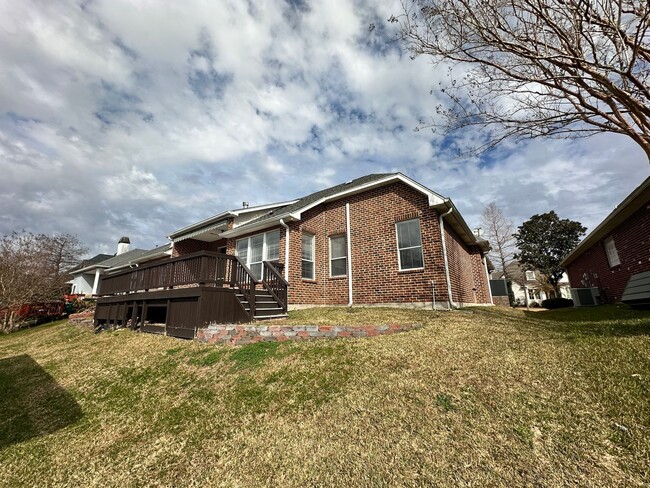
[235,229,281,280]
[396,219,423,270]
[528,289,541,300]
[330,235,347,277]
[604,236,620,267]
[525,271,535,281]
[302,232,315,280]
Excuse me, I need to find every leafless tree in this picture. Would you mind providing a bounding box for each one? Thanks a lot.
[393,0,650,161]
[480,202,517,277]
[0,232,86,332]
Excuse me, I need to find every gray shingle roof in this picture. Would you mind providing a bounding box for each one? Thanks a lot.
[242,173,397,228]
[68,253,114,273]
[96,249,148,269]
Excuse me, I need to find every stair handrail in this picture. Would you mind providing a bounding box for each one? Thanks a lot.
[232,256,258,318]
[262,261,289,313]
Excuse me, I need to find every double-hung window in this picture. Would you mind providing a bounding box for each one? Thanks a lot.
[604,236,620,267]
[330,235,347,277]
[396,219,423,270]
[302,232,315,280]
[235,229,281,280]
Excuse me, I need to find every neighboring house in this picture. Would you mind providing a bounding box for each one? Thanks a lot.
[68,253,113,295]
[69,237,151,296]
[491,261,571,306]
[561,176,650,305]
[94,173,493,337]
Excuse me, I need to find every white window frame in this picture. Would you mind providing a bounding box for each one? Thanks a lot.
[396,218,424,271]
[525,270,536,281]
[604,236,621,267]
[329,235,347,277]
[302,232,315,280]
[235,229,281,280]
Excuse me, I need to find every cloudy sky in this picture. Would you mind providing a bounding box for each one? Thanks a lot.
[1,0,648,256]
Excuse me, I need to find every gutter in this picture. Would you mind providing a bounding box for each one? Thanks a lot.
[439,203,458,309]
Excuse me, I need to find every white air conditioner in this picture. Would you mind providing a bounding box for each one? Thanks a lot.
[570,287,601,306]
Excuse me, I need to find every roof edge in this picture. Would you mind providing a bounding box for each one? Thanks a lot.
[561,176,650,267]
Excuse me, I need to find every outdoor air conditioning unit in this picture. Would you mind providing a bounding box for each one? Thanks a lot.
[570,287,601,306]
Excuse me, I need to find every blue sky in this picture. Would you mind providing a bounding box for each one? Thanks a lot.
[1,0,648,256]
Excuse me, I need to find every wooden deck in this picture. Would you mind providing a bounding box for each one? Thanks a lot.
[94,251,288,338]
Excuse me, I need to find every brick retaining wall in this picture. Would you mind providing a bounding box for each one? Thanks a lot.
[197,323,421,346]
[69,310,95,329]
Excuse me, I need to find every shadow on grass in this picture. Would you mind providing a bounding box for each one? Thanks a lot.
[522,306,650,337]
[0,354,83,448]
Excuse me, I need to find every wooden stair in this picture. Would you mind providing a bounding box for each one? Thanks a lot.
[236,289,288,320]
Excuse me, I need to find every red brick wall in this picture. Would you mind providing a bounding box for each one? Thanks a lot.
[566,202,650,302]
[280,182,489,306]
[443,224,491,304]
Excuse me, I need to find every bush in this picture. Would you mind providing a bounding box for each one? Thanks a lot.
[542,297,574,309]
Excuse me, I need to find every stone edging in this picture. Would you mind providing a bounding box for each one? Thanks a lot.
[69,310,95,329]
[196,323,421,346]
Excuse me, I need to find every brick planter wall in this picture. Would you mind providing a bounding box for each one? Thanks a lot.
[196,323,422,346]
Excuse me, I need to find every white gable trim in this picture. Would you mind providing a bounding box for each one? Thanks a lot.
[222,173,446,238]
[288,173,445,220]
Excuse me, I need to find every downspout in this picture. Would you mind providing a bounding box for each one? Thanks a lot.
[279,219,290,282]
[439,205,458,309]
[346,203,353,306]
[483,255,493,305]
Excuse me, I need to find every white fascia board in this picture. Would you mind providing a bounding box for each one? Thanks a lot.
[291,173,446,220]
[167,200,298,240]
[221,215,297,238]
[223,173,447,238]
[71,264,110,275]
[229,200,299,216]
[168,212,234,240]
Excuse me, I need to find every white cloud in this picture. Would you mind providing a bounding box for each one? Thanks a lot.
[0,0,647,255]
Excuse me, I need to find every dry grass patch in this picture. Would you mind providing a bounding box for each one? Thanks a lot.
[0,306,649,486]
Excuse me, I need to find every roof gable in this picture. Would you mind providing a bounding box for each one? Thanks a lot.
[222,173,446,237]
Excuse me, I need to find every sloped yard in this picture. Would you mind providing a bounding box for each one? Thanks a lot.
[1,306,649,486]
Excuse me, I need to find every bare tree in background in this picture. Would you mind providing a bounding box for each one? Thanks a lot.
[0,232,86,332]
[481,202,516,278]
[393,0,650,161]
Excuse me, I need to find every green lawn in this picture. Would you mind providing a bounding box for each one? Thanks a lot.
[1,306,649,486]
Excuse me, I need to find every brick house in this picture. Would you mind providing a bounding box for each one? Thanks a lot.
[94,173,493,337]
[561,175,650,304]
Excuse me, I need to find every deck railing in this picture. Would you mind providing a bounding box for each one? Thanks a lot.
[98,251,241,295]
[97,251,288,318]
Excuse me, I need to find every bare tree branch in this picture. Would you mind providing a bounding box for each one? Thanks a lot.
[393,0,650,161]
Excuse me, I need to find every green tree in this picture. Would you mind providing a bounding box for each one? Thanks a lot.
[513,212,586,295]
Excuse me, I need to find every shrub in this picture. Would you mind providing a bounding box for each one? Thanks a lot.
[542,297,574,309]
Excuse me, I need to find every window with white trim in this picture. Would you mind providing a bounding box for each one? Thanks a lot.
[396,219,423,270]
[525,270,536,281]
[604,236,621,267]
[235,229,281,280]
[329,235,347,277]
[302,232,315,280]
